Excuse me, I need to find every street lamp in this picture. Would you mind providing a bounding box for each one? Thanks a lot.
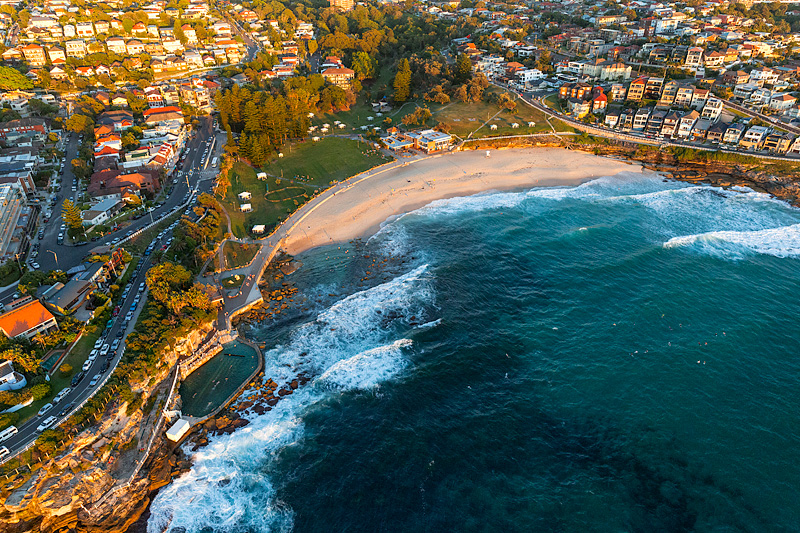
[47,250,58,268]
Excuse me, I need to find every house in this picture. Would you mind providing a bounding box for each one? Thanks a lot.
[685,47,703,68]
[321,67,355,88]
[75,21,94,38]
[126,39,145,55]
[47,46,65,63]
[646,109,666,134]
[633,107,651,131]
[706,121,728,143]
[96,110,133,131]
[106,37,126,54]
[676,110,700,138]
[0,360,26,391]
[20,44,46,66]
[604,107,621,128]
[626,77,647,101]
[691,118,711,141]
[0,299,58,340]
[701,97,723,120]
[739,125,769,150]
[42,279,94,315]
[402,129,452,152]
[762,131,794,154]
[769,93,796,112]
[81,197,122,226]
[674,85,695,108]
[661,110,682,137]
[722,123,745,145]
[0,118,48,141]
[65,39,86,58]
[703,50,725,68]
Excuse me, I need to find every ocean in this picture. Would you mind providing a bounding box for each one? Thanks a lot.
[147,172,800,532]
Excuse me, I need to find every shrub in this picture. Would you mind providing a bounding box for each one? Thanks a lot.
[31,383,51,401]
[59,364,73,377]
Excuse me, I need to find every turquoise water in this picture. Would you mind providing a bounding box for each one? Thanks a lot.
[179,341,259,418]
[149,172,800,532]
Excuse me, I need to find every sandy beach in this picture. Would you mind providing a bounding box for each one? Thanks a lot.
[280,147,642,255]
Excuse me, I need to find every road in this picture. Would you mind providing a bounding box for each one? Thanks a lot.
[0,118,228,464]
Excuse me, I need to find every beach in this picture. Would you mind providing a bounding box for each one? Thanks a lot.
[280,147,642,255]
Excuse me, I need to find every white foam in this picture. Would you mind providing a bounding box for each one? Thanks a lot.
[664,223,800,259]
[315,339,413,391]
[148,266,435,533]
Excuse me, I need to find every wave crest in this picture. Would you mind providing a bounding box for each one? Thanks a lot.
[664,224,800,259]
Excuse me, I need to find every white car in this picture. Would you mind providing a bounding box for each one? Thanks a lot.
[82,359,92,372]
[89,374,101,387]
[93,339,103,350]
[36,416,57,432]
[53,387,71,404]
[31,262,40,270]
[37,403,53,417]
[100,343,109,356]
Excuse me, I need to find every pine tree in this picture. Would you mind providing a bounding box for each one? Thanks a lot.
[62,199,83,232]
[455,53,473,84]
[393,58,411,104]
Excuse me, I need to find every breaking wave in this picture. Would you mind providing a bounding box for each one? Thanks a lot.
[664,224,800,259]
[147,266,434,533]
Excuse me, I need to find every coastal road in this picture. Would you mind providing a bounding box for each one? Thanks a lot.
[0,244,164,463]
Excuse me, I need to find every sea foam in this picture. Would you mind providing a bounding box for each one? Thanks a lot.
[664,223,800,259]
[147,266,433,533]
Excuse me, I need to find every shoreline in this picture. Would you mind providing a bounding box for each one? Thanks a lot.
[279,147,643,256]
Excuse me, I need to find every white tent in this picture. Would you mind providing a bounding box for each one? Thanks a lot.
[240,203,252,212]
[238,191,251,201]
[252,225,266,234]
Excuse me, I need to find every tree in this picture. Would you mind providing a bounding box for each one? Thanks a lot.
[352,51,377,81]
[125,91,148,115]
[62,199,83,232]
[0,66,33,91]
[59,364,73,378]
[174,20,186,44]
[393,58,412,104]
[66,114,94,134]
[0,347,39,373]
[454,53,473,84]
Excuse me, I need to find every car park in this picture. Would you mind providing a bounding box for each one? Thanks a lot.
[36,416,57,432]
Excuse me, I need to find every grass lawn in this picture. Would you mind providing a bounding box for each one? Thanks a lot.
[223,137,389,237]
[222,241,260,269]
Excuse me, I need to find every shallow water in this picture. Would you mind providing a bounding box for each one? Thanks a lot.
[148,172,800,532]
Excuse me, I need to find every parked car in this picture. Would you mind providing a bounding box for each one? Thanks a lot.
[36,416,57,432]
[58,402,75,417]
[82,359,92,372]
[71,371,86,386]
[89,374,101,387]
[37,403,53,417]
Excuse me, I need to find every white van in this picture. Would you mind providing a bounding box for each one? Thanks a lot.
[0,446,9,460]
[0,426,18,443]
[36,416,57,432]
